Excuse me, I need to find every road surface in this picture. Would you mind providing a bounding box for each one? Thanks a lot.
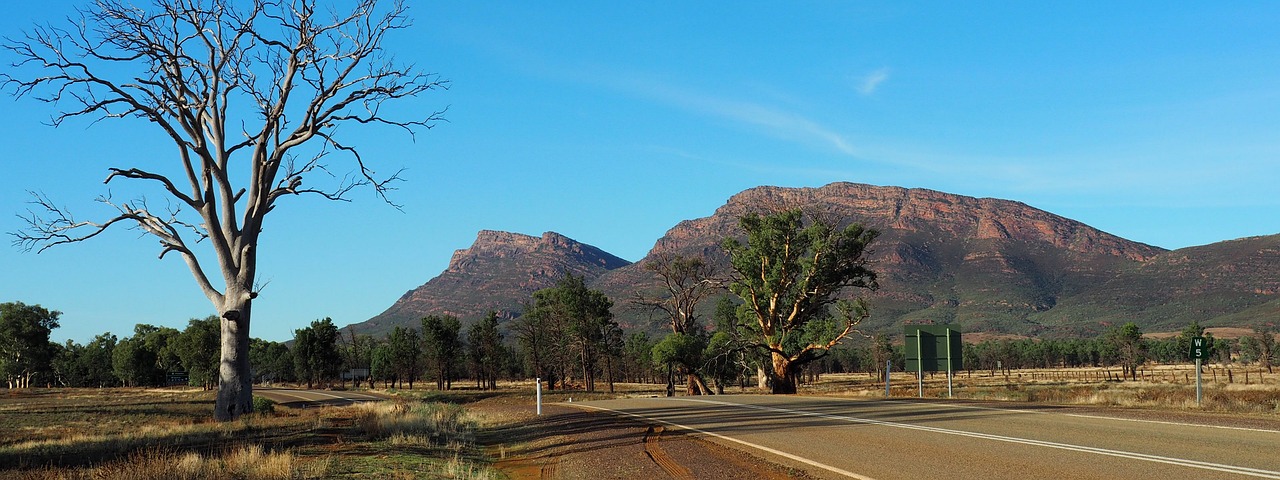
[573,395,1280,480]
[254,387,386,408]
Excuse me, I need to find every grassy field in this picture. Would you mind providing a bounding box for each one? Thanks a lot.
[2,369,1276,479]
[0,388,503,479]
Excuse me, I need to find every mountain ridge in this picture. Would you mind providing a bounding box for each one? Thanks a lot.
[347,182,1278,339]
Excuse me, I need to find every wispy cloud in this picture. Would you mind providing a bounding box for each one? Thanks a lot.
[857,68,891,96]
[609,76,861,157]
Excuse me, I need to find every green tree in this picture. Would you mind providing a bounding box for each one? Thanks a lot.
[632,253,721,394]
[1106,322,1146,381]
[339,328,375,389]
[721,209,878,394]
[0,302,61,388]
[422,315,463,390]
[468,312,504,390]
[5,0,444,421]
[1175,320,1206,362]
[53,333,117,387]
[113,325,163,387]
[249,338,294,384]
[529,274,618,392]
[370,341,396,388]
[1253,325,1275,373]
[174,316,221,389]
[387,326,422,389]
[652,332,704,395]
[515,297,567,390]
[621,332,655,384]
[293,318,341,389]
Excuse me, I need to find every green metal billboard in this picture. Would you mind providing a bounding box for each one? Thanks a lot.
[905,325,963,372]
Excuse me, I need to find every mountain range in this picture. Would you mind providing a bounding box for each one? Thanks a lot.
[351,183,1279,339]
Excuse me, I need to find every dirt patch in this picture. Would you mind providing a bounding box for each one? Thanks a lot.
[474,401,814,480]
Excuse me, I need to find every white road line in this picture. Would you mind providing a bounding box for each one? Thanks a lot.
[571,403,878,480]
[879,398,1280,434]
[677,398,1280,479]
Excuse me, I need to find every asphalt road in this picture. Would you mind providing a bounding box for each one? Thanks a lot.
[253,387,386,408]
[574,395,1280,480]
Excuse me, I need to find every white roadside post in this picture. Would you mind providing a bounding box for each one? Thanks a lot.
[1187,358,1198,407]
[946,328,954,398]
[536,377,542,415]
[917,328,924,398]
[885,360,891,397]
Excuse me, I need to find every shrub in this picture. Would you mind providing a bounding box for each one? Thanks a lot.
[252,396,276,415]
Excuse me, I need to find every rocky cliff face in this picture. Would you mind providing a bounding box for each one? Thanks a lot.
[648,183,1161,261]
[355,230,629,337]
[597,183,1167,336]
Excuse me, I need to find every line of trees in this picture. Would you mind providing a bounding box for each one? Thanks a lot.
[2,213,1273,393]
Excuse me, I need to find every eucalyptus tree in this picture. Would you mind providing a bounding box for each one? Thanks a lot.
[632,253,721,394]
[422,314,462,390]
[386,325,421,389]
[3,0,445,420]
[174,316,221,389]
[467,311,503,390]
[722,209,878,394]
[0,302,61,388]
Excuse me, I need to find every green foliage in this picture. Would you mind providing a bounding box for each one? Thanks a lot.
[620,332,655,383]
[0,302,61,388]
[112,324,176,387]
[386,326,422,388]
[292,318,342,389]
[249,338,295,383]
[721,209,878,393]
[251,395,276,414]
[422,315,463,390]
[467,311,504,390]
[173,316,220,389]
[53,333,118,387]
[651,333,705,369]
[519,273,620,392]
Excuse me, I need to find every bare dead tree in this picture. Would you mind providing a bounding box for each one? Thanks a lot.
[631,252,721,394]
[3,0,445,420]
[632,252,721,335]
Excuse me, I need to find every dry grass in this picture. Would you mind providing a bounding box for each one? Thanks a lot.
[1,388,503,480]
[14,444,332,480]
[809,364,1280,415]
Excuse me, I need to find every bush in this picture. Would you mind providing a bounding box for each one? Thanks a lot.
[252,396,275,415]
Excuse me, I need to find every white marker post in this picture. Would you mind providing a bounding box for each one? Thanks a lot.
[885,360,891,397]
[536,377,542,415]
[917,328,924,398]
[946,328,954,399]
[1195,359,1202,407]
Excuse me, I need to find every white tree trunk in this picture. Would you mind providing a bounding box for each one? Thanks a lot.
[214,297,253,421]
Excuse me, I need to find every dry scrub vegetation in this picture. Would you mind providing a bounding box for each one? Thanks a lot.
[3,370,1277,478]
[0,388,501,479]
[810,364,1280,415]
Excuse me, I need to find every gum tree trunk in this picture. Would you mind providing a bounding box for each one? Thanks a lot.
[214,291,254,421]
[770,351,798,394]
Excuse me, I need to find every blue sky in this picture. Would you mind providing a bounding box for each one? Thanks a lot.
[2,1,1278,344]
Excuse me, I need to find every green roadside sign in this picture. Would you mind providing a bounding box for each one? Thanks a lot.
[1190,336,1209,360]
[904,325,963,372]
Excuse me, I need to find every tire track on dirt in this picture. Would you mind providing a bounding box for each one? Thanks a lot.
[643,425,694,479]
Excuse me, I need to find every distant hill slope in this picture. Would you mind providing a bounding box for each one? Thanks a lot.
[345,183,1280,339]
[353,230,630,338]
[596,182,1167,336]
[1030,234,1280,336]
